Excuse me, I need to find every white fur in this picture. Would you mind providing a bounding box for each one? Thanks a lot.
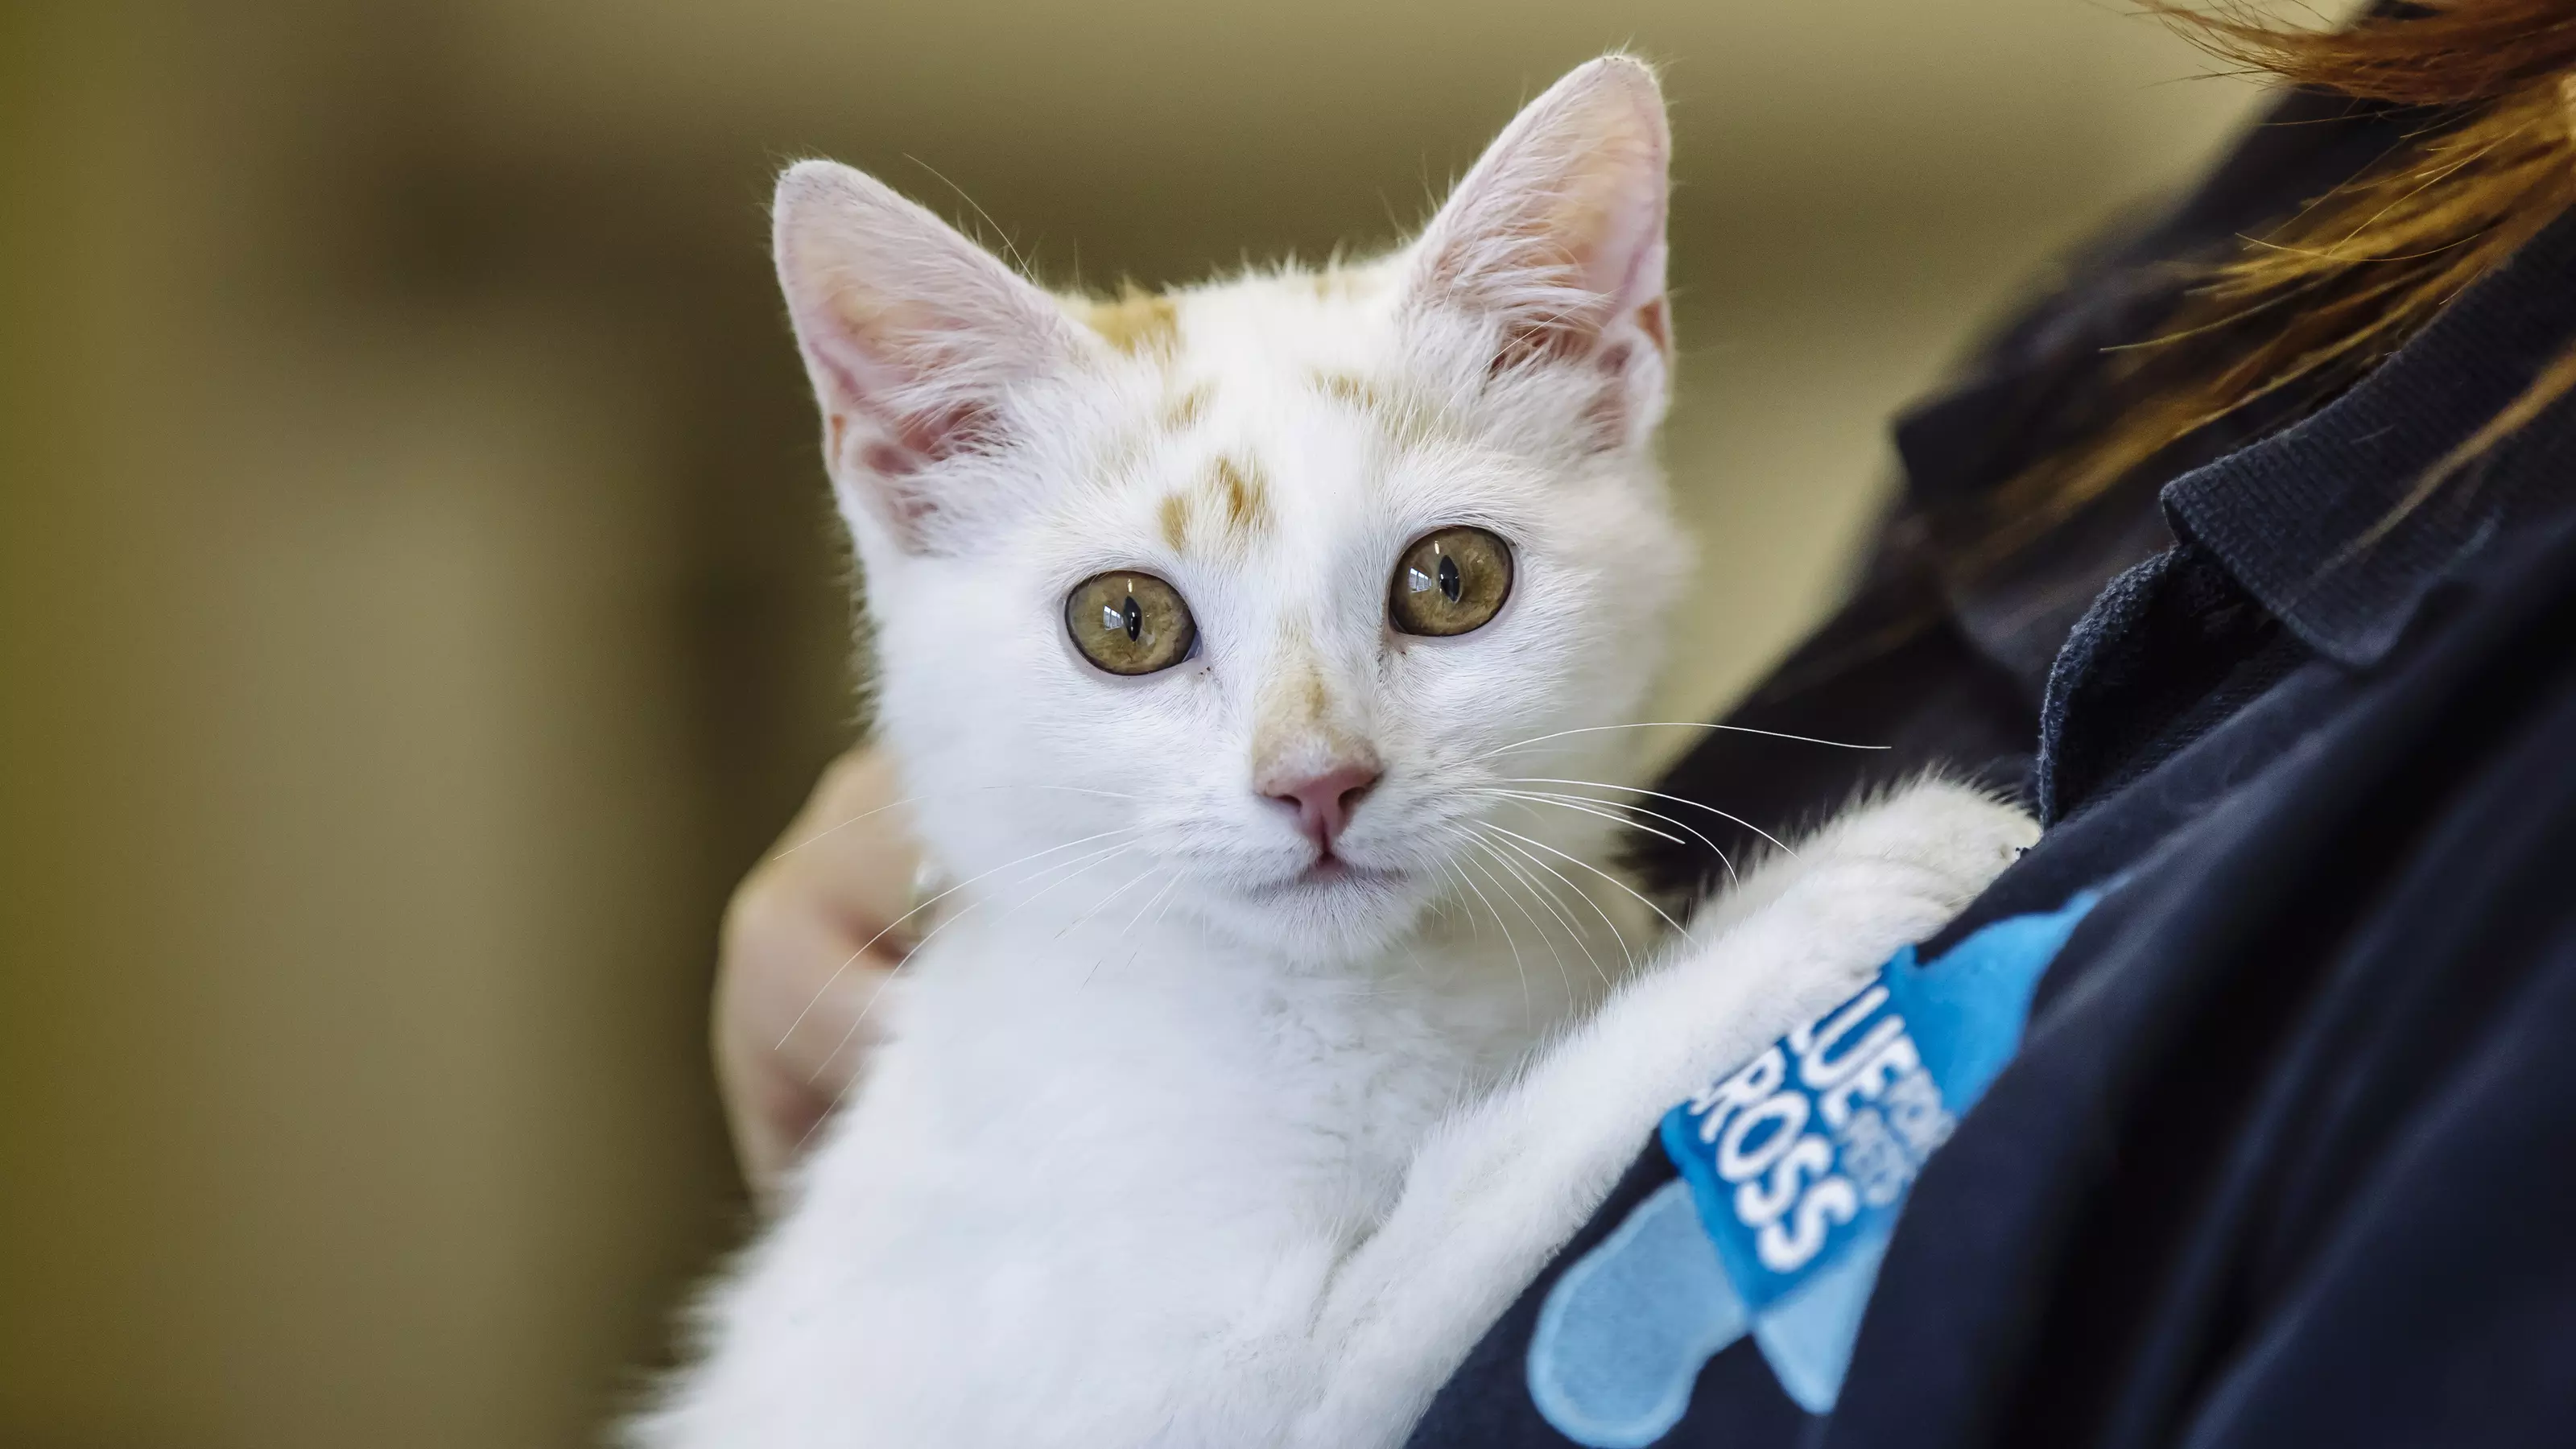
[634,58,2037,1449]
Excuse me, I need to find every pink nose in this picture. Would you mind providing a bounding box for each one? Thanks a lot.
[1262,762,1381,852]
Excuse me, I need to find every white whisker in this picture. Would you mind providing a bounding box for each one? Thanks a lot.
[1502,776,1794,862]
[1089,871,1189,989]
[1124,872,1185,933]
[1471,819,1686,937]
[811,838,1140,1084]
[810,845,1133,1082]
[1464,786,1688,847]
[1472,834,1610,991]
[1476,821,1637,980]
[1058,859,1164,939]
[1001,840,1143,922]
[772,783,1145,859]
[1442,848,1530,1024]
[1479,784,1738,886]
[1147,872,1186,931]
[772,795,924,859]
[776,823,1148,1049]
[1438,858,1484,943]
[1462,843,1574,1005]
[1468,721,1889,765]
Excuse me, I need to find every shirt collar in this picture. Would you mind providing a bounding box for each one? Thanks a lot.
[1889,90,2427,697]
[2159,204,2576,671]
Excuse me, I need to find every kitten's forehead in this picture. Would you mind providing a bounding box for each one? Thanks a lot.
[1051,259,1467,564]
[1062,261,1401,371]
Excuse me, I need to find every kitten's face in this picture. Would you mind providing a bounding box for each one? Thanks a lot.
[776,58,1688,962]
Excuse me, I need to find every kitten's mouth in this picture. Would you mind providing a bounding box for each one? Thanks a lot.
[1267,851,1402,895]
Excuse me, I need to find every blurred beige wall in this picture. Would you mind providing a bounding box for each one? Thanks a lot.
[2,2,2265,1445]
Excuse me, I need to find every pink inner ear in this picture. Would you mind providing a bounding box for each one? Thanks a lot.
[836,391,1005,477]
[1480,233,1657,372]
[813,348,985,533]
[774,159,1089,549]
[1567,336,1647,449]
[831,401,1006,532]
[857,439,916,479]
[800,292,1016,473]
[898,399,1004,465]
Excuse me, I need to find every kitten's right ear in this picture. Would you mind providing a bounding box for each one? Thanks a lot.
[773,160,1087,554]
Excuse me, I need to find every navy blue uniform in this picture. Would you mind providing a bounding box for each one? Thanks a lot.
[1410,91,2576,1449]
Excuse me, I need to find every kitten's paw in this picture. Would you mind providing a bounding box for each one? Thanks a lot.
[1798,776,2037,910]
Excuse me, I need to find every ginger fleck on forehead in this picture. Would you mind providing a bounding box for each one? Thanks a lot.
[1071,285,1180,358]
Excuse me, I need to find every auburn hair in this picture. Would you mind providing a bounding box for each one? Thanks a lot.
[1970,0,2576,570]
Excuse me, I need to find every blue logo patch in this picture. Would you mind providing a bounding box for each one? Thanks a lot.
[1527,890,2101,1443]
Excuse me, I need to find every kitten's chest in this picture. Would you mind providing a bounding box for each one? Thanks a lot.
[917,924,1538,1224]
[1158,940,1560,1219]
[1253,980,1500,1183]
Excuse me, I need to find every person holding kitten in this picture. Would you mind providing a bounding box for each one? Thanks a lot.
[697,2,2576,1445]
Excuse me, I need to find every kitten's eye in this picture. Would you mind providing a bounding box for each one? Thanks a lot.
[1065,571,1198,675]
[1389,526,1513,637]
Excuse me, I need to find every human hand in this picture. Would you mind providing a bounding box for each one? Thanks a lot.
[714,747,921,1203]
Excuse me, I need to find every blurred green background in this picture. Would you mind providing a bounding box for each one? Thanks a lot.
[0,2,2268,1444]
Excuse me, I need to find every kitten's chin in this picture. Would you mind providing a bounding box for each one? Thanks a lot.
[1199,859,1426,963]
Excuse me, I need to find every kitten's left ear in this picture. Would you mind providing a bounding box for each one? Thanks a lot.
[1407,56,1671,394]
[773,159,1089,555]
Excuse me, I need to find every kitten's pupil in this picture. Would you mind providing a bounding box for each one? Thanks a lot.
[1122,595,1143,642]
[1438,554,1462,603]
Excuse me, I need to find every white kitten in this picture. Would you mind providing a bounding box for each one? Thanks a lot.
[634,57,2034,1449]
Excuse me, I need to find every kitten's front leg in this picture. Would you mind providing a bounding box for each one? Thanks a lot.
[1292,779,2037,1448]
